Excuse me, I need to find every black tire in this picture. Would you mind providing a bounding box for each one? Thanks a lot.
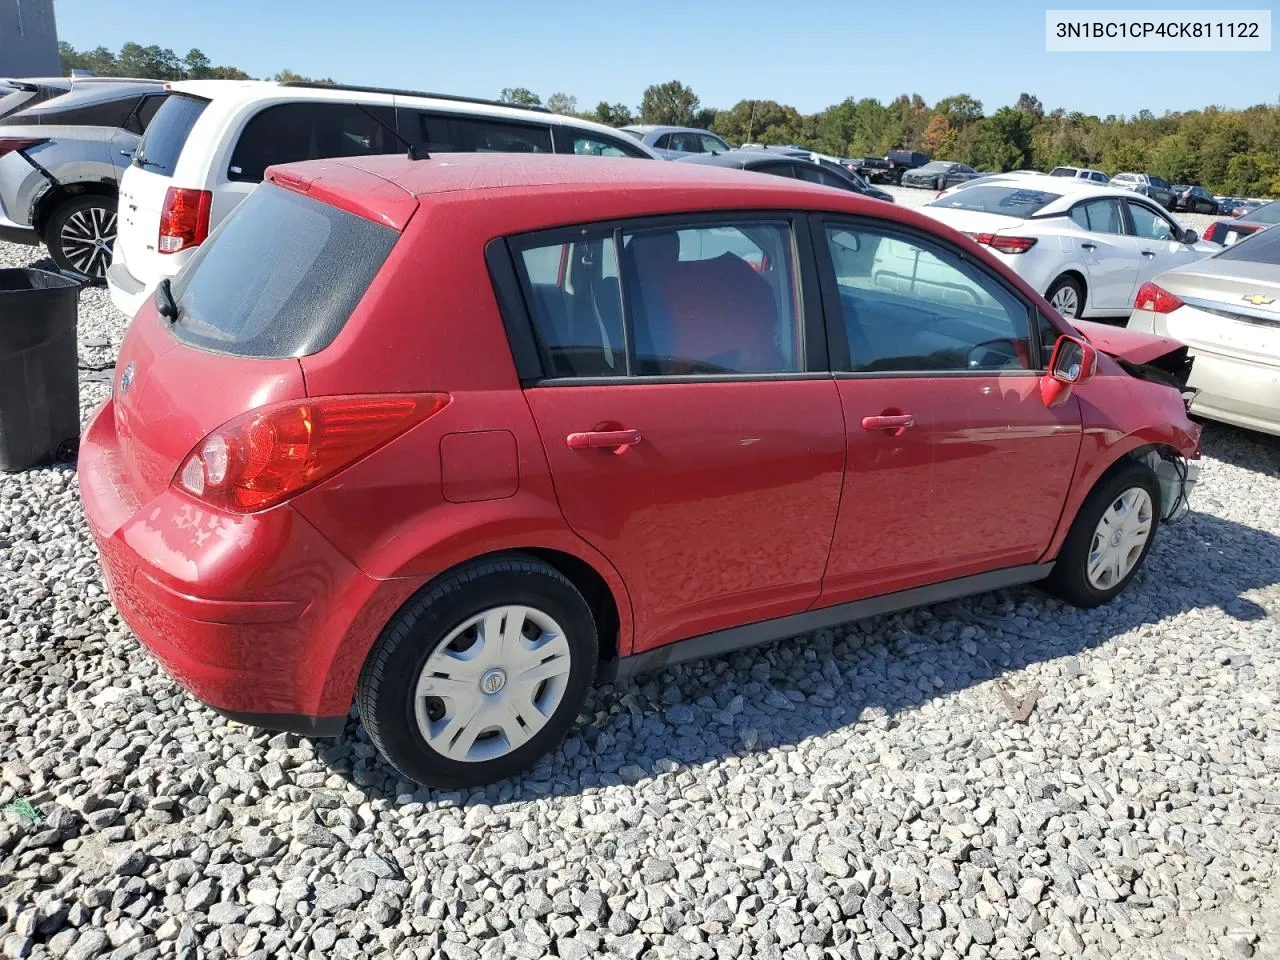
[935,177,946,191]
[1046,275,1085,319]
[1044,462,1160,608]
[356,555,598,788]
[43,194,117,282]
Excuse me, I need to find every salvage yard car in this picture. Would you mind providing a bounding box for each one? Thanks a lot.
[80,154,1201,787]
[1128,225,1280,436]
[922,175,1217,319]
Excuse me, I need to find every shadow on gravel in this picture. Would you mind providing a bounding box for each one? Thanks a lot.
[309,425,1280,805]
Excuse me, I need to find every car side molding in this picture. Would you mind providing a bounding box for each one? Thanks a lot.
[604,562,1056,684]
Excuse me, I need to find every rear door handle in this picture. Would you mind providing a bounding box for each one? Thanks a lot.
[1080,242,1097,250]
[566,429,642,450]
[861,414,914,431]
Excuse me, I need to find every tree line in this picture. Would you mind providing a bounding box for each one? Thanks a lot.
[56,43,1279,197]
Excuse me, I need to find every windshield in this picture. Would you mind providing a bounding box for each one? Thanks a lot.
[1216,226,1280,265]
[169,184,398,358]
[929,184,1061,217]
[1247,201,1280,224]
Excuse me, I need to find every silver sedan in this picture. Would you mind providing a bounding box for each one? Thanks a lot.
[1128,226,1280,435]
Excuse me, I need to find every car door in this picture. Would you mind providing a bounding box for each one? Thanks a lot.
[813,217,1082,603]
[1063,198,1140,312]
[1124,199,1201,284]
[507,215,847,654]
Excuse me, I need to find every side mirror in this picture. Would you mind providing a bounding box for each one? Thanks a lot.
[1040,335,1097,408]
[1182,228,1199,244]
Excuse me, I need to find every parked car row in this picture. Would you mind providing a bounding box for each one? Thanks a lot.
[79,147,1204,786]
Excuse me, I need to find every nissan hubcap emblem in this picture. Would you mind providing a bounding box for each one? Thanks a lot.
[480,668,507,695]
[119,362,135,395]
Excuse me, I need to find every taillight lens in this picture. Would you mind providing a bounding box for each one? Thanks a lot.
[1202,222,1222,243]
[1134,281,1183,314]
[158,186,213,254]
[974,233,1037,254]
[174,394,450,512]
[0,137,47,158]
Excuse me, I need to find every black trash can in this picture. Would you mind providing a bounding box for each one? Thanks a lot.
[0,268,83,472]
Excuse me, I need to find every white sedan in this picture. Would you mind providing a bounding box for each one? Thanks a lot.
[919,175,1218,319]
[1128,225,1280,435]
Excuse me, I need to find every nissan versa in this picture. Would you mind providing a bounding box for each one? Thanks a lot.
[80,154,1202,787]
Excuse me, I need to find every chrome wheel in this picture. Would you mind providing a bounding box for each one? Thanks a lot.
[60,204,116,278]
[1087,487,1153,590]
[1050,284,1080,317]
[414,605,572,763]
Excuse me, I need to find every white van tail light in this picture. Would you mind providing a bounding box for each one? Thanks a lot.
[158,187,213,253]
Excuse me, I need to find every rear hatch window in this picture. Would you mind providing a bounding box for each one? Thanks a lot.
[168,184,398,358]
[1215,226,1280,265]
[134,93,209,176]
[930,185,1061,217]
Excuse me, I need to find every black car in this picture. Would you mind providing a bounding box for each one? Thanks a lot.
[678,149,895,202]
[900,160,980,190]
[1201,200,1280,245]
[1170,184,1220,215]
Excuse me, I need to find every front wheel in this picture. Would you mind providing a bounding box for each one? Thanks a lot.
[1046,275,1085,319]
[44,194,117,281]
[356,556,597,787]
[1045,463,1160,608]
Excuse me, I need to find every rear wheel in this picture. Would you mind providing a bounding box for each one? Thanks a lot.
[356,556,597,787]
[1045,462,1160,608]
[1046,275,1084,319]
[44,194,117,281]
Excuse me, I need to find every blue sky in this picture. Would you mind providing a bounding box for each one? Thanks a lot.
[55,0,1277,118]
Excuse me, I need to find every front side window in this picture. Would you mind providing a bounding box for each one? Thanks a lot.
[230,102,398,182]
[700,133,730,153]
[514,219,801,378]
[824,223,1032,373]
[1127,202,1176,241]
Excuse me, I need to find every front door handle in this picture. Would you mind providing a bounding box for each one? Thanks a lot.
[1080,242,1097,250]
[566,429,642,451]
[1141,249,1156,258]
[861,414,915,431]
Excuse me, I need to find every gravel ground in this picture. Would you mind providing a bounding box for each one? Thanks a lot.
[1,234,1278,960]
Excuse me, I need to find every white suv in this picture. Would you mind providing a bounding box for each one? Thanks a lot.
[107,80,660,316]
[1048,166,1110,185]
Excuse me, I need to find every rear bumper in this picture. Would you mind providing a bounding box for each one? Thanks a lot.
[106,261,150,318]
[0,190,37,244]
[77,398,405,732]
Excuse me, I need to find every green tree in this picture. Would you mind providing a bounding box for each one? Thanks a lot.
[969,107,1032,171]
[935,94,984,128]
[1223,152,1277,195]
[499,87,542,106]
[592,102,634,127]
[1147,134,1196,183]
[1015,92,1044,122]
[640,81,699,126]
[711,99,803,147]
[546,93,577,115]
[183,49,213,79]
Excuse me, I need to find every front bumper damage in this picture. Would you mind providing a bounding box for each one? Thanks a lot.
[1144,447,1199,524]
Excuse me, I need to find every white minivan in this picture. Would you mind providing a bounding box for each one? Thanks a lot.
[107,80,660,317]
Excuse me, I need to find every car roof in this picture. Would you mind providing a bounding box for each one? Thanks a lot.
[678,150,798,170]
[622,124,719,136]
[935,173,1164,210]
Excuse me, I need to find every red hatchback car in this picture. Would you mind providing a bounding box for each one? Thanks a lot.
[80,154,1202,786]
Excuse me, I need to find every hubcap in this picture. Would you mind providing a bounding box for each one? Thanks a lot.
[1051,285,1079,317]
[61,205,117,278]
[414,605,572,763]
[1087,487,1154,590]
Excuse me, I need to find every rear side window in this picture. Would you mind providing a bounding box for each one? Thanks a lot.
[230,102,398,182]
[169,185,397,358]
[123,94,165,135]
[513,220,801,378]
[135,94,209,177]
[1214,226,1280,265]
[417,114,552,153]
[17,93,140,128]
[568,133,648,158]
[1069,198,1125,235]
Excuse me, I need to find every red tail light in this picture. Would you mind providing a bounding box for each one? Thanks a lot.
[1202,222,1222,244]
[174,394,451,512]
[1134,282,1183,314]
[158,186,213,254]
[974,233,1037,254]
[0,137,47,158]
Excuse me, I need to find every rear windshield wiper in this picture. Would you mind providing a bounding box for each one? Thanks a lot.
[155,279,179,323]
